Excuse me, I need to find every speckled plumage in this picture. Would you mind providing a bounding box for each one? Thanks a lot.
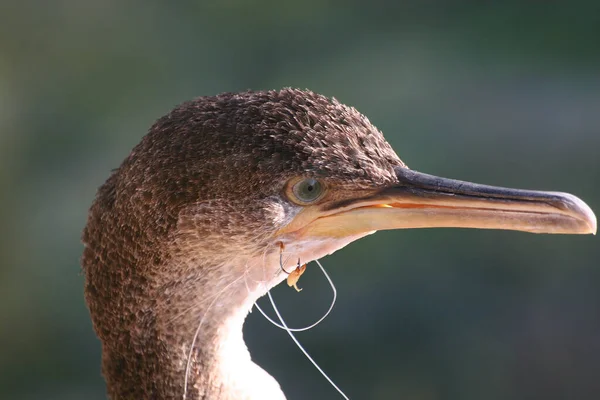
[82,88,404,399]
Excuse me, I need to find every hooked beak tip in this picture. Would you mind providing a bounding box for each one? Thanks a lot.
[556,191,597,235]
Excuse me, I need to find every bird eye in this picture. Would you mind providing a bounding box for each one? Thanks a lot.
[289,178,325,204]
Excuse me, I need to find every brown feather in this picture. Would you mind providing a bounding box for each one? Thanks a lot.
[82,88,403,399]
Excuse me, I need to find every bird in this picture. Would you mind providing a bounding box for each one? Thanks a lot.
[82,88,596,400]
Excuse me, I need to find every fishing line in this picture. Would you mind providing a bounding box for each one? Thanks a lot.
[267,284,350,400]
[254,259,337,332]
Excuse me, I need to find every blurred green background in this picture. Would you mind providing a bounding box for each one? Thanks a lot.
[1,1,599,399]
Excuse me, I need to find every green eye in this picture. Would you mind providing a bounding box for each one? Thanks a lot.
[291,178,324,204]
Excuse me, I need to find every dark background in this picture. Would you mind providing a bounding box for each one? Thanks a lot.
[1,2,599,399]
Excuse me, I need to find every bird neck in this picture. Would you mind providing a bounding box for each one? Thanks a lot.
[89,252,288,400]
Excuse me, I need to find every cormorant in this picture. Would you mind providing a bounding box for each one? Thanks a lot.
[82,88,596,400]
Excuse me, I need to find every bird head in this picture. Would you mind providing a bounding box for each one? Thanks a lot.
[124,89,595,273]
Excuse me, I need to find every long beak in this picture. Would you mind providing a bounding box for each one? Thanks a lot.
[297,167,596,238]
